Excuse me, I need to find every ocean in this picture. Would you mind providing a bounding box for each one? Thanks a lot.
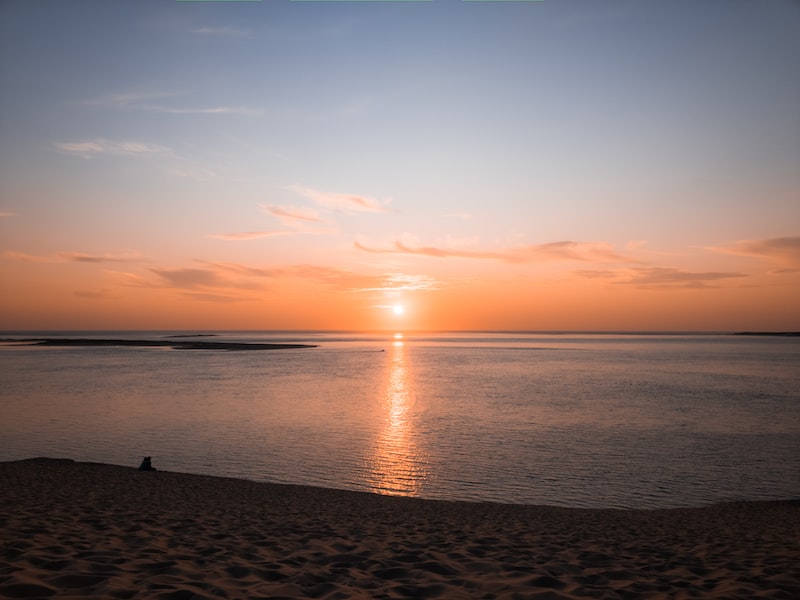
[1,332,798,509]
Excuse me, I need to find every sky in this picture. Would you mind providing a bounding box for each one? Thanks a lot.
[1,0,798,332]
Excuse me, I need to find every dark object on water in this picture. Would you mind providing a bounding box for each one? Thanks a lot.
[138,456,156,472]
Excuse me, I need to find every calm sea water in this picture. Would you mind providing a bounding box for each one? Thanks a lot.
[1,332,798,508]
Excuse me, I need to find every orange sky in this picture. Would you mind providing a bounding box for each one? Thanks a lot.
[1,244,798,331]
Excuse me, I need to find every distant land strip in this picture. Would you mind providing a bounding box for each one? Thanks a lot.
[163,333,219,338]
[732,332,800,337]
[14,338,317,351]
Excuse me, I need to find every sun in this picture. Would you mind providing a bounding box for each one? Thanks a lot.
[393,304,404,315]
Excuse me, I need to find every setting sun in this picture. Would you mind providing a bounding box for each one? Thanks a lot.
[393,305,404,316]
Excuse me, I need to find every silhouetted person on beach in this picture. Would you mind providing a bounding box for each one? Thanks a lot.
[138,456,156,471]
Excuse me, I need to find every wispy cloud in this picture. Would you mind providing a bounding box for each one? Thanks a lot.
[287,185,390,213]
[208,231,298,241]
[54,139,171,158]
[0,211,16,218]
[709,236,800,270]
[251,203,334,235]
[182,291,248,303]
[352,273,439,293]
[107,259,441,304]
[208,262,376,291]
[143,266,255,302]
[3,250,140,263]
[81,91,178,108]
[192,26,250,37]
[355,239,632,264]
[59,251,140,263]
[1,251,57,263]
[214,263,438,296]
[150,267,230,289]
[576,267,746,289]
[141,261,423,297]
[81,91,262,117]
[144,105,263,116]
[108,270,152,288]
[261,204,324,225]
[122,262,327,302]
[166,166,218,181]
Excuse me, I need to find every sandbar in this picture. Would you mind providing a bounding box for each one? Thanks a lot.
[14,338,317,351]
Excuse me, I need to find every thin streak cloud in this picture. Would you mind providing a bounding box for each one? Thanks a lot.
[2,250,140,263]
[143,105,263,117]
[167,167,218,181]
[150,267,229,289]
[208,231,297,241]
[192,26,250,37]
[355,240,632,264]
[576,267,747,289]
[353,273,439,293]
[81,92,177,107]
[2,251,58,263]
[262,205,324,224]
[54,139,171,158]
[208,262,375,291]
[709,236,800,267]
[136,261,396,298]
[183,291,250,303]
[81,91,262,117]
[287,185,390,213]
[59,252,140,263]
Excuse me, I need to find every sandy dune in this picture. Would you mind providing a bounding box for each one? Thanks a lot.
[1,458,797,599]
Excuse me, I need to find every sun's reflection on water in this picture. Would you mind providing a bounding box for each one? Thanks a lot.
[366,335,427,496]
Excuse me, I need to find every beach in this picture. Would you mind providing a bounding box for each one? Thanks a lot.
[0,459,797,599]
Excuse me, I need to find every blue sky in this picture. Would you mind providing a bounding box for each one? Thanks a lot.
[1,0,798,330]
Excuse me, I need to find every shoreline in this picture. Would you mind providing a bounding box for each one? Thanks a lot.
[2,459,798,599]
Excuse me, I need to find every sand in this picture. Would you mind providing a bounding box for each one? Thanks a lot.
[1,459,797,599]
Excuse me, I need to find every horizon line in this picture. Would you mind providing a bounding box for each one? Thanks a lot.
[2,329,798,336]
